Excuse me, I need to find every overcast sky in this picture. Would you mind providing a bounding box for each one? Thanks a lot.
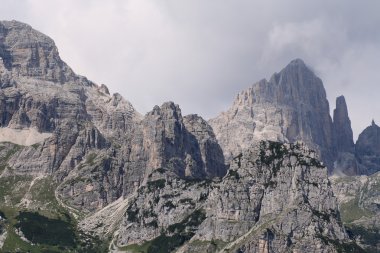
[1,0,379,139]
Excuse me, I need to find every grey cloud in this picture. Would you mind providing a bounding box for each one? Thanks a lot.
[1,0,379,139]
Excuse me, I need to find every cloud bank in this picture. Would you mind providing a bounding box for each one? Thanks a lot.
[1,0,380,139]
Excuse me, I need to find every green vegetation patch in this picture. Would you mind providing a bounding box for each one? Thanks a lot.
[0,174,109,252]
[86,153,97,166]
[340,198,373,223]
[227,169,240,180]
[147,179,166,192]
[127,206,140,222]
[122,233,191,253]
[185,239,228,253]
[312,209,331,222]
[0,143,22,173]
[346,224,380,253]
[163,201,176,210]
[16,211,76,247]
[0,143,22,161]
[122,209,207,253]
[233,153,243,168]
[179,198,195,205]
[0,209,6,219]
[258,141,287,176]
[155,168,166,174]
[0,175,33,205]
[317,235,365,253]
[167,209,206,234]
[0,207,109,253]
[27,177,65,218]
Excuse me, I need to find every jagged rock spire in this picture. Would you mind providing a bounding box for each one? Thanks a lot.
[333,95,354,153]
[0,20,76,84]
[209,58,336,171]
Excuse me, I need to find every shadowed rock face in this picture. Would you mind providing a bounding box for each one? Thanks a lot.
[333,96,354,153]
[332,96,358,175]
[209,59,336,172]
[356,121,380,175]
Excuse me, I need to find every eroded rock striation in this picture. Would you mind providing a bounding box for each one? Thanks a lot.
[333,96,354,153]
[112,141,356,253]
[0,20,78,86]
[0,20,377,252]
[332,96,358,175]
[0,20,226,216]
[209,59,336,171]
[331,172,380,252]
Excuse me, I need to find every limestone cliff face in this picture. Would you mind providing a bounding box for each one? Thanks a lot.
[0,20,226,214]
[112,141,355,253]
[135,103,225,179]
[209,59,336,171]
[332,96,358,175]
[0,20,78,85]
[356,121,380,175]
[331,172,380,252]
[333,96,354,153]
[0,20,376,252]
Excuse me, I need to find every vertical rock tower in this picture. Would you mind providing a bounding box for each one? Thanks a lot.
[209,59,336,171]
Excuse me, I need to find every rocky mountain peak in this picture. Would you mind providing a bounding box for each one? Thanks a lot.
[275,58,310,79]
[0,20,76,85]
[332,95,357,175]
[98,84,110,95]
[358,121,380,145]
[355,121,380,175]
[335,95,349,114]
[209,58,335,170]
[271,58,326,106]
[333,95,354,153]
[232,59,321,109]
[148,101,181,118]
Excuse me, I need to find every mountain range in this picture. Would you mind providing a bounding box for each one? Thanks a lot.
[0,20,379,253]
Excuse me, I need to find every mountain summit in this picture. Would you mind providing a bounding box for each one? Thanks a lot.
[0,20,78,85]
[209,58,335,170]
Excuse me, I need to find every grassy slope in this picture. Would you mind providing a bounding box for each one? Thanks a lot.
[335,175,380,252]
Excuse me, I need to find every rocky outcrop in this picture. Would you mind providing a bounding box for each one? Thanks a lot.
[356,121,380,175]
[183,114,226,178]
[209,59,336,172]
[333,96,354,153]
[0,20,377,252]
[52,102,227,213]
[332,96,358,175]
[113,141,358,253]
[0,20,78,85]
[134,102,226,180]
[0,20,226,215]
[331,172,380,252]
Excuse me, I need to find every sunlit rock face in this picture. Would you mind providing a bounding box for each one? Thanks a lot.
[209,59,336,172]
[0,20,226,214]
